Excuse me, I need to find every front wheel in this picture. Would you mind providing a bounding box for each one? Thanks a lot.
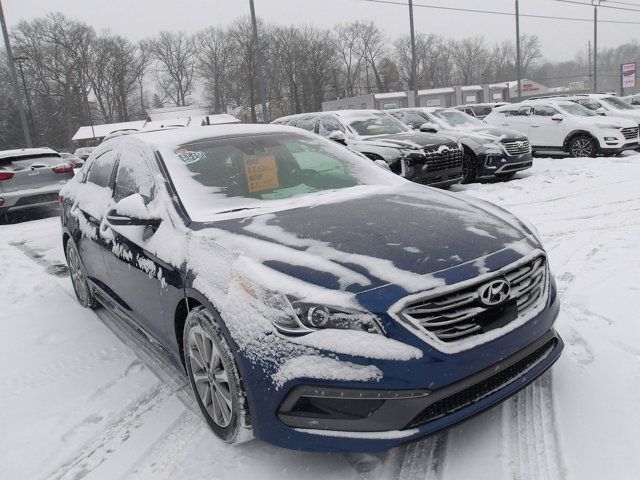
[568,135,597,158]
[66,240,98,308]
[183,307,250,444]
[461,150,478,184]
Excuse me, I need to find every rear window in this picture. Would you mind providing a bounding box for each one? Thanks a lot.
[0,154,62,170]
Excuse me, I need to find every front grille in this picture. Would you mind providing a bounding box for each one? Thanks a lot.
[501,139,532,156]
[406,337,557,428]
[400,256,547,343]
[422,144,463,171]
[621,127,639,140]
[14,192,59,207]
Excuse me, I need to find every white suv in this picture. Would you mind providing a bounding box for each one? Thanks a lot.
[485,99,639,157]
[561,93,640,124]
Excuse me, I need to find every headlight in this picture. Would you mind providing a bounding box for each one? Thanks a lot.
[268,294,384,336]
[596,124,623,130]
[482,143,504,155]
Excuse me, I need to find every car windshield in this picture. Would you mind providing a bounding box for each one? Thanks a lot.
[557,103,598,117]
[344,112,410,136]
[430,109,485,127]
[162,132,401,220]
[601,97,636,110]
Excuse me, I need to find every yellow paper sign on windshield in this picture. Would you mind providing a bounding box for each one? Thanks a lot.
[244,155,279,193]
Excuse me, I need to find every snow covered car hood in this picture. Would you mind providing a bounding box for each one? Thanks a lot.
[356,131,456,150]
[201,186,537,295]
[442,124,525,143]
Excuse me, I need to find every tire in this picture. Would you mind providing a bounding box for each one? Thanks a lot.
[65,240,98,308]
[0,208,8,225]
[461,150,478,184]
[183,307,249,444]
[568,135,597,158]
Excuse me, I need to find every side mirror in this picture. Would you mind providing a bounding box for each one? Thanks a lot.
[596,108,607,116]
[374,159,391,171]
[419,122,438,133]
[106,209,162,228]
[106,194,161,228]
[328,130,347,144]
[551,114,564,122]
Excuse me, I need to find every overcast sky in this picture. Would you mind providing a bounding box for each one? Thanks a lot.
[4,0,640,61]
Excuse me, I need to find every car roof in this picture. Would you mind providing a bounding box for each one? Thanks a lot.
[120,123,313,149]
[0,147,59,160]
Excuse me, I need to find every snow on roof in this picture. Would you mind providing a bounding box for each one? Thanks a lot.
[374,91,407,100]
[461,85,483,92]
[128,123,298,148]
[72,121,146,141]
[206,113,241,125]
[146,105,209,121]
[418,87,455,96]
[489,82,509,89]
[0,147,59,160]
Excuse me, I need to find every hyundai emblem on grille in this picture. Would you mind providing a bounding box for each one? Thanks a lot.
[478,279,511,306]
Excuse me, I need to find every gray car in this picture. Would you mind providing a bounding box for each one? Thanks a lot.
[0,147,74,222]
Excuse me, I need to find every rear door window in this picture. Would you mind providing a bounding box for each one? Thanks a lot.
[294,116,317,132]
[533,106,558,117]
[318,116,345,136]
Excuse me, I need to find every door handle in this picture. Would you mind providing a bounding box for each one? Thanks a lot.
[501,123,510,126]
[531,124,540,128]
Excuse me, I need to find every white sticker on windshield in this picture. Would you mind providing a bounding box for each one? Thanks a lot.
[176,148,206,164]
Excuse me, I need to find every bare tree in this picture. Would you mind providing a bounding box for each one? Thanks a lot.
[451,36,490,85]
[87,33,149,123]
[197,27,233,113]
[333,22,366,97]
[147,31,196,107]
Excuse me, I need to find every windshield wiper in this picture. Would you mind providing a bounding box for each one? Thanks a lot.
[215,207,260,215]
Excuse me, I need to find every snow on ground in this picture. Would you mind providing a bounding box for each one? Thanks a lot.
[1,154,639,479]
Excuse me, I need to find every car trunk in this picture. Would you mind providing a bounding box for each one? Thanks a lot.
[0,154,66,193]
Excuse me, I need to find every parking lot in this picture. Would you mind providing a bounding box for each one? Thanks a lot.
[1,154,639,480]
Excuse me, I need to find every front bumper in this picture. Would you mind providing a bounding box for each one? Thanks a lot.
[242,272,562,452]
[479,152,533,179]
[278,329,560,433]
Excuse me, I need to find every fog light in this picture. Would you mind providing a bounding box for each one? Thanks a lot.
[604,137,617,141]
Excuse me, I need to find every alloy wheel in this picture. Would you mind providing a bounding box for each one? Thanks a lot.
[67,244,91,305]
[571,138,594,157]
[188,325,233,428]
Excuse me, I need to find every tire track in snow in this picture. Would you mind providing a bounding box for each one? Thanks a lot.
[395,433,447,480]
[13,237,207,479]
[46,382,174,480]
[502,373,566,480]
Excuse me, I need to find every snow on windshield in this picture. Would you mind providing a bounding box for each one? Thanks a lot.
[159,130,404,221]
[601,96,636,110]
[431,109,485,128]
[557,103,597,117]
[341,111,410,136]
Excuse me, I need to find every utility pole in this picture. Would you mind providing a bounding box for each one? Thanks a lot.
[515,0,522,98]
[588,40,592,90]
[0,0,32,147]
[14,56,36,140]
[592,0,605,92]
[408,0,419,107]
[249,0,269,123]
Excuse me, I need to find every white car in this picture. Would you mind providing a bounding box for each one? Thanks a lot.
[561,94,640,124]
[485,99,639,157]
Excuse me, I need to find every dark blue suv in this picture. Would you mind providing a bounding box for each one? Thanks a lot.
[60,125,562,452]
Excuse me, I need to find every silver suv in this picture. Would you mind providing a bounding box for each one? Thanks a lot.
[0,147,74,222]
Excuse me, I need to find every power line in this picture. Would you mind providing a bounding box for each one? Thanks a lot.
[552,0,640,13]
[359,0,640,25]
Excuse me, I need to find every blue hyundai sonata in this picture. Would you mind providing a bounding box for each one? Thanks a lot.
[60,124,562,452]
